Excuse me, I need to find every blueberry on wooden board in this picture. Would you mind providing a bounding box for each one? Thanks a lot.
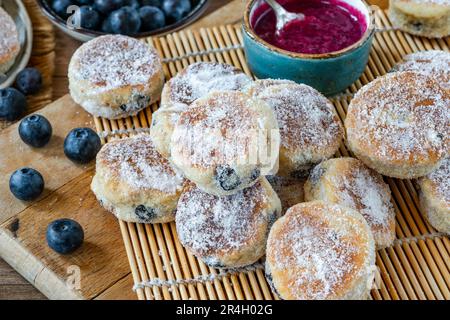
[15,68,43,95]
[64,127,101,164]
[46,219,84,254]
[19,114,53,148]
[0,88,27,121]
[9,168,44,201]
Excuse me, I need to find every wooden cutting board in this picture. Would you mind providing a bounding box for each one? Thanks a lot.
[0,95,136,300]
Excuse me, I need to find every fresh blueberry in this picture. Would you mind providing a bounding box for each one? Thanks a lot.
[64,128,101,164]
[214,165,241,191]
[122,0,140,9]
[9,168,44,201]
[162,0,191,23]
[52,0,73,19]
[109,6,141,35]
[141,0,162,8]
[46,219,84,254]
[19,114,53,148]
[75,5,101,29]
[139,6,165,31]
[93,0,121,14]
[15,67,43,95]
[0,88,27,121]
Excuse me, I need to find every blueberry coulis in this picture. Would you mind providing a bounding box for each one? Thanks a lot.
[252,0,367,54]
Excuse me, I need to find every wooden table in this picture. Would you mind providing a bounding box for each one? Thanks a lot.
[0,0,388,300]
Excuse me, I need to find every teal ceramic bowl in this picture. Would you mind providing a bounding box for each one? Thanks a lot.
[242,0,374,96]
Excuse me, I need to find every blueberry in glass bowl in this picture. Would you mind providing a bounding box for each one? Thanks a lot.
[37,0,209,42]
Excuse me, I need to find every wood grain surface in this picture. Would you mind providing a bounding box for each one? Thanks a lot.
[0,95,138,300]
[0,0,390,300]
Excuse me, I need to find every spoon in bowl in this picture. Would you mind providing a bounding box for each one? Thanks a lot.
[264,0,305,35]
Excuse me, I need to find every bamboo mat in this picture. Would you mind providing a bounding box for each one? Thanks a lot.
[0,0,55,130]
[92,9,450,300]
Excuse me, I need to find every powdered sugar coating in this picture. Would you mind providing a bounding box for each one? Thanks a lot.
[151,63,251,158]
[245,79,295,97]
[0,7,19,63]
[97,135,184,194]
[305,158,395,248]
[70,35,162,93]
[346,72,449,164]
[165,62,252,108]
[422,158,450,203]
[171,91,279,169]
[266,202,374,300]
[334,169,392,225]
[393,50,450,90]
[176,179,278,266]
[177,182,264,253]
[310,159,394,225]
[255,83,343,153]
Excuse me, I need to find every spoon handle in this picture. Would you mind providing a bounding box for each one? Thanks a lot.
[264,0,305,32]
[265,0,286,13]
